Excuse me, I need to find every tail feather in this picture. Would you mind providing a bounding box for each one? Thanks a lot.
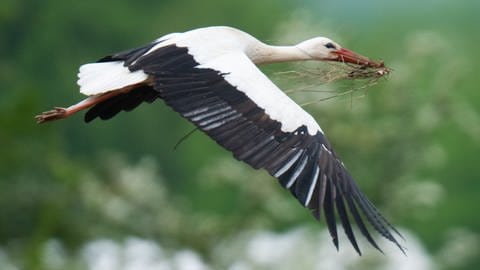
[77,62,148,96]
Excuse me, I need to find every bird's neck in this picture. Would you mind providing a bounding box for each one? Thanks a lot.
[249,44,311,65]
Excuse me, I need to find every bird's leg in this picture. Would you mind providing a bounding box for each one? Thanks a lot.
[35,90,123,123]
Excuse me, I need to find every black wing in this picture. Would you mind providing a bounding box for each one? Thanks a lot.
[85,44,404,254]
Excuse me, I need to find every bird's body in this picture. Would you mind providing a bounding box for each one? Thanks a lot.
[36,26,402,254]
[78,26,330,133]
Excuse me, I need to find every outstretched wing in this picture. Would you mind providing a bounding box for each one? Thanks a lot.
[85,44,404,254]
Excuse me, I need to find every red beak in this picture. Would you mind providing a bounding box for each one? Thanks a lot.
[333,48,383,68]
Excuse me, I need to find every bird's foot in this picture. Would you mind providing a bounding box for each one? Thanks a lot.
[35,107,68,123]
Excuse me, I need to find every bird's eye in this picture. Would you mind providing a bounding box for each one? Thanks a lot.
[324,42,336,49]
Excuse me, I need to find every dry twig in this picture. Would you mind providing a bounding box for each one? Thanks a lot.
[275,61,391,107]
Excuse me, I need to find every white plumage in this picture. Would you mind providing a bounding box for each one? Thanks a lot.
[78,62,148,95]
[198,52,322,134]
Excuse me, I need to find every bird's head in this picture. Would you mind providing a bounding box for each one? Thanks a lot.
[296,37,383,67]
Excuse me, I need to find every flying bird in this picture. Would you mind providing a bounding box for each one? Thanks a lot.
[36,26,403,254]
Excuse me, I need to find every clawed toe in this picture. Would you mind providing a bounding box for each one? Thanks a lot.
[35,107,68,123]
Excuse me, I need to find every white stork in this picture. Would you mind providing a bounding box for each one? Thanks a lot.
[36,26,403,254]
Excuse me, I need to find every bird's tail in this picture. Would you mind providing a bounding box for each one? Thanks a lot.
[77,61,149,96]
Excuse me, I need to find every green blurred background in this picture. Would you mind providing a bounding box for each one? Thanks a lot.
[1,0,479,269]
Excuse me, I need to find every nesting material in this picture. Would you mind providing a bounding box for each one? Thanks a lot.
[345,61,391,80]
[276,61,391,83]
[274,61,391,107]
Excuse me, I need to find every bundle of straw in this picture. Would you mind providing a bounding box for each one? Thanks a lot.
[275,61,391,106]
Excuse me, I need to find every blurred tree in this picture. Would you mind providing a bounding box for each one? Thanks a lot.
[1,0,479,269]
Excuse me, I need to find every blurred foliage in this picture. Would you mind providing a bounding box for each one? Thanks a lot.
[1,0,479,269]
